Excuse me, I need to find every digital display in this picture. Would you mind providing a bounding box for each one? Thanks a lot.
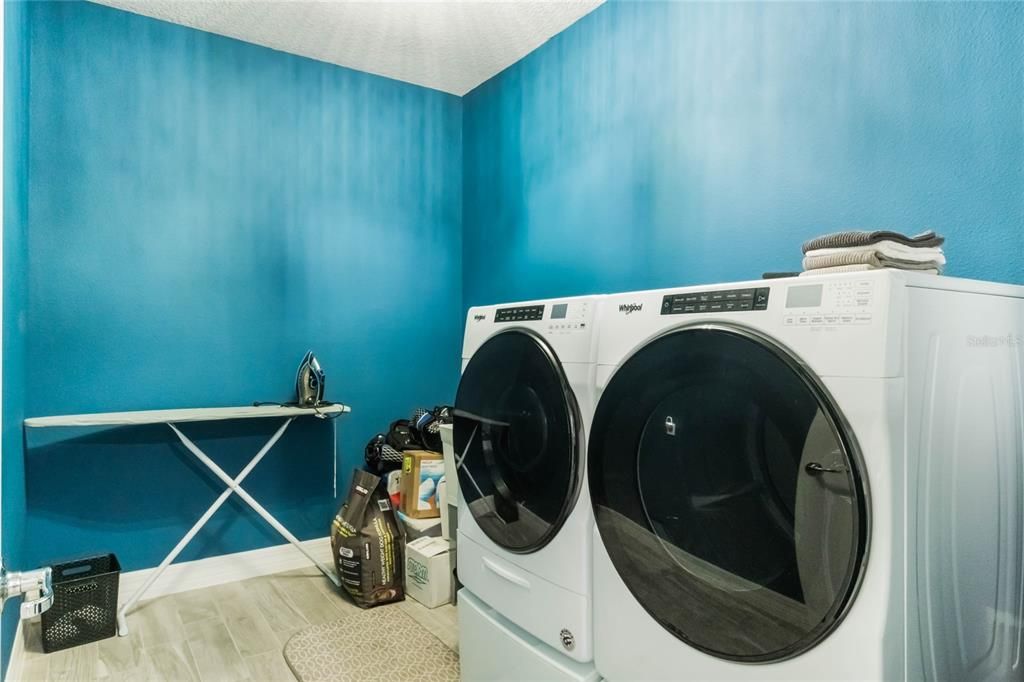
[786,285,823,309]
[550,303,568,319]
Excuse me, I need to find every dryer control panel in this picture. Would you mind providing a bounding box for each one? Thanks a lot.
[495,305,545,323]
[464,297,599,366]
[544,301,591,334]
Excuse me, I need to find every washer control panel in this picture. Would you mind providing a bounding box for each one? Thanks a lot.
[661,287,770,315]
[495,305,545,323]
[545,301,591,333]
[783,279,875,327]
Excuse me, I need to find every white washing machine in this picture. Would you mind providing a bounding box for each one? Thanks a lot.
[588,271,1023,681]
[455,295,602,674]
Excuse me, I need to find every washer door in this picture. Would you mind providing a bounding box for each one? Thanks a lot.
[589,325,868,663]
[455,330,582,554]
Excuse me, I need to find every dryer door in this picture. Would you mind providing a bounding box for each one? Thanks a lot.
[455,330,582,554]
[589,324,868,663]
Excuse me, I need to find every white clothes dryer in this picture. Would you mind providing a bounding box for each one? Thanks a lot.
[588,271,1023,681]
[455,295,602,668]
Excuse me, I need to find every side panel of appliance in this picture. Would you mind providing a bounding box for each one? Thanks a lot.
[905,286,1024,681]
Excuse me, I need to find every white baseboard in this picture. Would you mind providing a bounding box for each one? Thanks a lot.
[6,537,333,681]
[116,536,333,605]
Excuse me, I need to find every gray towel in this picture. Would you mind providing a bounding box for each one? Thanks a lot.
[802,230,944,254]
[803,251,944,273]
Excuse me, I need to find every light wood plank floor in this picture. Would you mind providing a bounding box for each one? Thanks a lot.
[15,566,458,682]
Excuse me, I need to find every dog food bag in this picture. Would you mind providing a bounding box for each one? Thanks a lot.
[331,468,405,608]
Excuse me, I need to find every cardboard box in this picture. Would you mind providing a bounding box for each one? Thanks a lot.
[405,536,453,608]
[400,450,445,519]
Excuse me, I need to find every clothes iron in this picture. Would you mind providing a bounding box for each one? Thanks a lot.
[295,351,325,407]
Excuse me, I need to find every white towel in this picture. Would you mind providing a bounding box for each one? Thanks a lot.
[804,241,945,265]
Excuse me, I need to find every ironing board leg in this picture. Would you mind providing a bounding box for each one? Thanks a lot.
[116,417,295,636]
[169,424,341,588]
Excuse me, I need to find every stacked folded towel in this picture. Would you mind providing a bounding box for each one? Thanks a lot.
[800,230,945,277]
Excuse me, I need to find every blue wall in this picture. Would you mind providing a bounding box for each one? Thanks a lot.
[11,0,461,597]
[463,1,1024,306]
[3,1,30,674]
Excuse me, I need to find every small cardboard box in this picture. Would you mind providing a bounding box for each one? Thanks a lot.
[400,450,445,519]
[405,536,452,608]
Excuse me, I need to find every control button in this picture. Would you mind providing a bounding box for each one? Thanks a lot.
[810,315,825,325]
[697,303,709,312]
[784,316,795,325]
[709,302,724,312]
[840,315,854,324]
[798,316,810,325]
[683,304,697,313]
[824,315,839,325]
[710,292,726,302]
[738,290,755,300]
[753,288,770,310]
[724,291,740,300]
[736,300,754,311]
[855,314,872,324]
[683,295,699,303]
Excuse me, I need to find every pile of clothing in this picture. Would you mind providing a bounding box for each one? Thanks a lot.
[800,230,945,277]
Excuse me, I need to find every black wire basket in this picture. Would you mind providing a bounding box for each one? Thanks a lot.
[41,554,121,653]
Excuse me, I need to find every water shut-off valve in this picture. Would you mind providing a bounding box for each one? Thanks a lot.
[0,561,54,618]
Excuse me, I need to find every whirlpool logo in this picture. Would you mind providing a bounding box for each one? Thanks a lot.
[618,303,643,315]
[473,314,486,322]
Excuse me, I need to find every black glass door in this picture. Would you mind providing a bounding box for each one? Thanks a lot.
[589,325,868,663]
[455,331,582,553]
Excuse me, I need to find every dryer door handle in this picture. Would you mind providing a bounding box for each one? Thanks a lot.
[482,557,531,589]
[805,461,846,475]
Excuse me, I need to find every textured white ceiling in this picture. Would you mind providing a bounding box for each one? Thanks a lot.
[91,0,603,95]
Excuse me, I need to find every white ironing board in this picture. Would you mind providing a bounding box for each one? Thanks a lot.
[24,403,351,636]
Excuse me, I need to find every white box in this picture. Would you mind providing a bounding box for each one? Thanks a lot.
[405,536,453,608]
